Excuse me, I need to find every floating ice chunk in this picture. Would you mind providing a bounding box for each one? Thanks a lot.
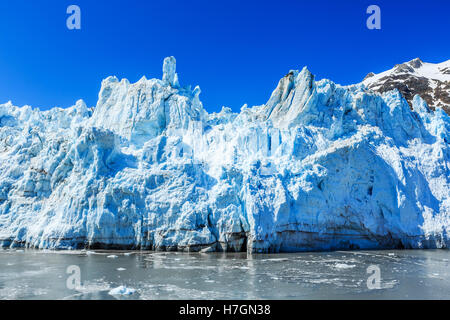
[333,263,356,270]
[108,286,136,295]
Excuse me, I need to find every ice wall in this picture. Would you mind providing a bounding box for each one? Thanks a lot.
[0,57,448,252]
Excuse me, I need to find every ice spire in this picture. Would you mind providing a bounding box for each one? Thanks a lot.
[162,56,179,87]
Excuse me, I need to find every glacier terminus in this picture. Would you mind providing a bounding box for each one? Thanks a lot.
[0,57,449,253]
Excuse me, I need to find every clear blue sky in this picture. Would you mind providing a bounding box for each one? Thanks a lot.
[0,0,448,113]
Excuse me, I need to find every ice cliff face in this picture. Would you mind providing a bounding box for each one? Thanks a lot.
[0,57,449,252]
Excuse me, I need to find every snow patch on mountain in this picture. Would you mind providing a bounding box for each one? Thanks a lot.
[364,59,450,86]
[363,58,450,114]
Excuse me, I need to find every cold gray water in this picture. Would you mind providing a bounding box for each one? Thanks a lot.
[0,249,449,300]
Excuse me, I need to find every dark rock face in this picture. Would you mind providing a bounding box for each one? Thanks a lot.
[375,75,435,109]
[408,57,423,69]
[363,58,450,115]
[364,72,375,81]
[440,67,450,75]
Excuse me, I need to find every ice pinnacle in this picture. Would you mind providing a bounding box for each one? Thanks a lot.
[162,56,179,87]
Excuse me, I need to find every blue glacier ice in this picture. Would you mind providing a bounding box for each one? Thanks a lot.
[0,57,449,252]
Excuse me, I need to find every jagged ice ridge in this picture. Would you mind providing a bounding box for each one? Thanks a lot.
[0,57,449,252]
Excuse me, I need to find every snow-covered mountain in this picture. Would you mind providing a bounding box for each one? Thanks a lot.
[363,58,450,114]
[0,57,449,252]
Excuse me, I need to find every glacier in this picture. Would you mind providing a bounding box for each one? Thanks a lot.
[0,57,449,253]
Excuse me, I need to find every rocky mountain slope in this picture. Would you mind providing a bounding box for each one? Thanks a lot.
[363,58,450,114]
[0,57,449,252]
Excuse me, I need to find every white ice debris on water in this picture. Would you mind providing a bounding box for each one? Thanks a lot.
[108,286,136,296]
[0,57,449,253]
[333,263,356,270]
